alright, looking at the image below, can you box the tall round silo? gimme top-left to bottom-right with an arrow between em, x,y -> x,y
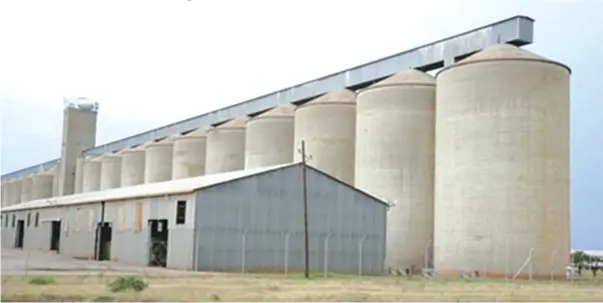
144,141 -> 174,183
433,44 -> 571,279
30,173 -> 54,200
205,116 -> 249,174
355,69 -> 436,271
100,155 -> 122,190
245,104 -> 296,169
20,176 -> 33,202
51,166 -> 60,197
1,182 -> 9,206
74,156 -> 85,194
172,129 -> 208,179
294,89 -> 356,185
10,179 -> 22,205
121,148 -> 146,187
82,157 -> 102,193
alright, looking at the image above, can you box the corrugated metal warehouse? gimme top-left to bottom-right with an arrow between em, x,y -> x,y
1,163 -> 387,275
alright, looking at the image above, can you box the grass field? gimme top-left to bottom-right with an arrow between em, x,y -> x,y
2,272 -> 602,302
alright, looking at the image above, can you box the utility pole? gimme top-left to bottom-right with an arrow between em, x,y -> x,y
299,140 -> 310,279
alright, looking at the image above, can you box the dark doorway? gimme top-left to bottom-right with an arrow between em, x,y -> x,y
50,221 -> 61,252
94,222 -> 112,261
15,220 -> 25,249
148,219 -> 168,267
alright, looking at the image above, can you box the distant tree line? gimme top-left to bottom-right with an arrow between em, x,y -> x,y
571,251 -> 602,264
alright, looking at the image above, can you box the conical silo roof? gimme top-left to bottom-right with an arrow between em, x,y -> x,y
441,43 -> 571,74
370,69 -> 435,88
185,127 -> 210,137
302,89 -> 356,107
260,104 -> 296,117
214,116 -> 249,130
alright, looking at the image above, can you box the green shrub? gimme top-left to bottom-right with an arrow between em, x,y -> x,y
108,276 -> 148,292
28,276 -> 55,285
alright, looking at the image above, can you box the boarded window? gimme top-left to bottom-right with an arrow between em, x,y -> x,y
176,200 -> 186,225
133,203 -> 143,232
75,209 -> 82,232
117,206 -> 125,231
88,209 -> 95,232
34,213 -> 39,228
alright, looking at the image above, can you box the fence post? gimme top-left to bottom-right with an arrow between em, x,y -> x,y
284,231 -> 292,276
424,238 -> 432,270
528,248 -> 534,280
324,233 -> 331,278
549,249 -> 557,282
358,235 -> 367,276
241,228 -> 250,273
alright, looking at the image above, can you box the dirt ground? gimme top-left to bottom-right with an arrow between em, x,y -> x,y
2,248 -> 602,302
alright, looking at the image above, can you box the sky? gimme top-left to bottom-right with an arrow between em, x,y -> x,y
0,0 -> 601,250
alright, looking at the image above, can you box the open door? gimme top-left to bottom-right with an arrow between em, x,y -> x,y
50,220 -> 61,252
94,222 -> 112,261
148,219 -> 168,267
15,220 -> 25,249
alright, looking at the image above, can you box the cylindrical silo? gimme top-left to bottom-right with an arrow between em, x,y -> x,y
100,155 -> 122,190
1,182 -> 8,207
144,141 -> 174,183
121,148 -> 146,187
245,104 -> 295,169
355,69 -> 436,271
434,44 -> 571,279
10,179 -> 22,205
51,166 -> 60,197
74,156 -> 85,194
30,173 -> 54,200
82,157 -> 102,193
20,176 -> 33,203
205,116 -> 249,174
294,90 -> 356,185
172,129 -> 207,179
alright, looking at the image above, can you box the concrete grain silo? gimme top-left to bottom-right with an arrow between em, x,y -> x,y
355,69 -> 436,271
172,129 -> 208,179
30,173 -> 54,200
74,156 -> 85,194
10,179 -> 22,205
82,157 -> 102,193
205,116 -> 249,174
433,44 -> 571,279
1,182 -> 8,207
245,104 -> 296,169
294,89 -> 356,185
100,154 -> 122,190
144,141 -> 174,183
20,176 -> 33,203
121,147 -> 146,187
51,166 -> 60,197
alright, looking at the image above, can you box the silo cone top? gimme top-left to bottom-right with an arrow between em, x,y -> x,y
303,89 -> 356,107
213,116 -> 250,130
255,104 -> 296,119
370,69 -> 435,88
441,43 -> 571,74
184,127 -> 210,137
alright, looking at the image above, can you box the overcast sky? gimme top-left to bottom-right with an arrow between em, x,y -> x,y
0,0 -> 601,250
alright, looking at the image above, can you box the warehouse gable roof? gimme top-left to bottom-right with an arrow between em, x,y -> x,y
0,162 -> 295,212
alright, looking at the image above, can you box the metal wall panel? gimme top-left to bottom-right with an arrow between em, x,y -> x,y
193,165 -> 387,275
1,192 -> 197,270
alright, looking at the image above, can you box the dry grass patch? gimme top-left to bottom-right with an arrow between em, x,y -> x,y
2,272 -> 602,302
